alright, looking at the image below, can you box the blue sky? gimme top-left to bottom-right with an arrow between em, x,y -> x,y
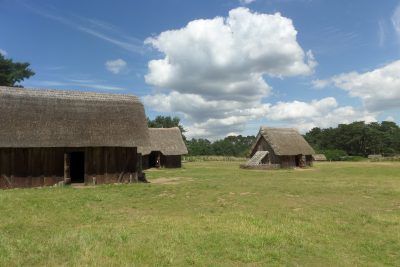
1,0 -> 400,138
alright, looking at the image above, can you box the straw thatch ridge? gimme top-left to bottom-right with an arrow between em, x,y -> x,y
138,127 -> 188,156
252,127 -> 315,156
0,86 -> 150,148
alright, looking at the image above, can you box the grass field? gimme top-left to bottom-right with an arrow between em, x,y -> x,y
1,162 -> 400,266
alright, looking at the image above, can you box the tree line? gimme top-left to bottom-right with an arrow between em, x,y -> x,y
304,121 -> 400,159
185,135 -> 256,157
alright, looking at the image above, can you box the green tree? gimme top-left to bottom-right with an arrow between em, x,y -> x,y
147,115 -> 186,140
186,135 -> 256,157
0,54 -> 35,86
305,121 -> 400,157
186,139 -> 214,155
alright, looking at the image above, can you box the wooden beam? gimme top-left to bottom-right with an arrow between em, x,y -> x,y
64,153 -> 71,184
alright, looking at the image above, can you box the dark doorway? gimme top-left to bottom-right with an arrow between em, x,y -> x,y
149,151 -> 161,168
295,155 -> 301,167
70,152 -> 85,183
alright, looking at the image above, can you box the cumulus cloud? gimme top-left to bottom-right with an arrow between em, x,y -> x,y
0,48 -> 7,56
143,91 -> 272,138
263,97 -> 377,133
144,7 -> 317,138
145,8 -> 315,93
312,60 -> 400,112
105,59 -> 127,74
144,93 -> 377,138
266,97 -> 338,121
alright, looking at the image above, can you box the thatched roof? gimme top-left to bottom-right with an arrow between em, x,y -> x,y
0,86 -> 150,148
313,154 -> 327,161
138,127 -> 188,156
368,154 -> 383,159
252,126 -> 315,156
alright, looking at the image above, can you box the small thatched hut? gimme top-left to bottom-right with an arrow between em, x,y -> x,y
313,154 -> 327,161
246,127 -> 315,168
139,127 -> 188,169
0,86 -> 150,189
368,154 -> 383,160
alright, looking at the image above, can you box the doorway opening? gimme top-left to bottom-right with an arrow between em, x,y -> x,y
295,155 -> 305,167
295,155 -> 300,167
149,151 -> 161,168
70,152 -> 85,183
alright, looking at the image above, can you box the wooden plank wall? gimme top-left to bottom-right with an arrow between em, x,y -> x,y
85,147 -> 138,185
0,148 -> 64,189
161,155 -> 182,168
0,147 -> 138,189
280,156 -> 296,168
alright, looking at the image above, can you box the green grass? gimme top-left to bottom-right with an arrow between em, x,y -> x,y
1,162 -> 400,266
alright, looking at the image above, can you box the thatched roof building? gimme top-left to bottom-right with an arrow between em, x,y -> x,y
0,86 -> 150,189
251,127 -> 315,156
0,86 -> 149,147
313,154 -> 327,161
368,154 -> 383,160
246,127 -> 315,169
139,127 -> 188,168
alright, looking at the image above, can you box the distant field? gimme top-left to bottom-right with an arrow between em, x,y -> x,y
1,162 -> 399,266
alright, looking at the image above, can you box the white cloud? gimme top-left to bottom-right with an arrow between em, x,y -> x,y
385,116 -> 395,122
144,7 -> 316,138
239,0 -> 256,4
0,48 -> 7,56
311,79 -> 330,89
263,98 -> 377,133
144,93 -> 377,138
266,97 -> 338,121
313,60 -> 400,112
145,8 -> 315,94
392,3 -> 400,37
105,59 -> 127,74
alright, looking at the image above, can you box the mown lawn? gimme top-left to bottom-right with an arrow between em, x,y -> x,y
1,161 -> 400,266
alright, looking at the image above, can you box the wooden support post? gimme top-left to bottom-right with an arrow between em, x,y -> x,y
64,153 -> 71,184
137,154 -> 143,177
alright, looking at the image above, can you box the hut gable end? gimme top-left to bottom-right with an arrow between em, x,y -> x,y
138,127 -> 188,156
251,127 -> 315,156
